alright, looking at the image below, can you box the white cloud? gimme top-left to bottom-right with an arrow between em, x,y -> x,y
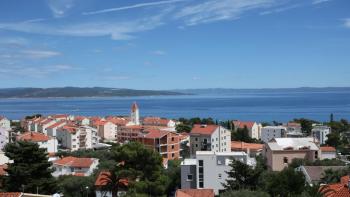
0,13 -> 165,40
83,0 -> 186,15
21,50 -> 61,59
47,0 -> 76,18
174,0 -> 276,26
192,76 -> 200,80
312,0 -> 332,5
151,50 -> 166,55
0,64 -> 75,78
260,3 -> 302,15
344,18 -> 350,28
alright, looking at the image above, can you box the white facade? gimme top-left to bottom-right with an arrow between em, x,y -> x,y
38,138 -> 58,153
181,151 -> 255,195
128,102 -> 140,125
261,126 -> 287,143
97,121 -> 118,141
0,117 -> 11,131
52,157 -> 99,177
312,125 -> 331,145
57,126 -> 99,151
0,128 -> 9,150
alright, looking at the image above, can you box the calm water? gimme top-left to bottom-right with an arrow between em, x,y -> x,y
0,91 -> 349,122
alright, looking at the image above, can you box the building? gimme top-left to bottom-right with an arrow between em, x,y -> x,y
138,129 -> 181,160
232,120 -> 262,139
263,137 -> 320,171
56,125 -> 99,151
46,120 -> 67,137
0,117 -> 11,131
0,128 -> 9,151
297,165 -> 346,186
94,120 -> 118,141
74,116 -> 90,126
175,189 -> 214,197
181,151 -> 255,195
95,171 -> 128,197
143,117 -> 176,128
189,124 -> 231,156
261,126 -> 287,143
321,146 -> 337,159
52,156 -> 99,177
17,132 -> 58,153
128,102 -> 140,126
312,125 -> 331,145
231,141 -> 263,156
321,175 -> 350,197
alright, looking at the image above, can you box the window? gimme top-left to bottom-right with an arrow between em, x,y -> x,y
195,138 -> 198,141
187,174 -> 193,181
216,138 -> 218,141
195,144 -> 198,148
218,173 -> 222,179
172,137 -> 174,141
217,160 -> 222,165
315,151 -> 318,159
172,145 -> 174,149
283,157 -> 288,164
172,153 -> 175,158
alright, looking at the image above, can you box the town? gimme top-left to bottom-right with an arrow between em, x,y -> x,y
0,102 -> 349,197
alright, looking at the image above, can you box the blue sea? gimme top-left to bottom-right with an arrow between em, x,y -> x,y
0,90 -> 349,122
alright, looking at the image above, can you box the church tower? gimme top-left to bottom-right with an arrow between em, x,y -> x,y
130,102 -> 140,125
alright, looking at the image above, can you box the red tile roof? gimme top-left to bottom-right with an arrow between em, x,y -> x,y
321,146 -> 337,152
175,189 -> 214,197
232,120 -> 256,129
231,141 -> 263,151
0,193 -> 22,197
95,171 -> 128,187
191,124 -> 219,135
17,132 -> 50,142
47,120 -> 66,129
143,117 -> 171,126
106,117 -> 129,126
53,156 -> 95,168
322,175 -> 350,197
142,129 -> 170,139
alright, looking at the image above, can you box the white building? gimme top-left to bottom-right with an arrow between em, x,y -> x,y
52,156 -> 99,177
321,146 -> 337,160
56,125 -> 99,151
0,116 -> 11,131
261,126 -> 287,143
189,124 -> 231,155
181,151 -> 255,195
127,102 -> 140,126
17,132 -> 58,153
312,125 -> 331,145
94,120 -> 118,141
46,120 -> 67,137
0,128 -> 9,151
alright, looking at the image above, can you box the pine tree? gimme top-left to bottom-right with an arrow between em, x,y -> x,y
4,141 -> 57,194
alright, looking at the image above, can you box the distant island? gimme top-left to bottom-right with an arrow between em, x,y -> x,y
0,87 -> 186,98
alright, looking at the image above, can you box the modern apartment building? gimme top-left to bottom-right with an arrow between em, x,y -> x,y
189,124 -> 231,156
181,151 -> 255,195
312,125 -> 331,145
56,125 -> 99,151
261,126 -> 287,143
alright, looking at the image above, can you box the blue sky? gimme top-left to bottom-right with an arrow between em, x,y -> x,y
0,0 -> 349,89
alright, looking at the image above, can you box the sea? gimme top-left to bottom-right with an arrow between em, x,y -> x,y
0,89 -> 350,122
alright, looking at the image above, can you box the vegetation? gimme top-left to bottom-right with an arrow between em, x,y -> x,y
231,126 -> 261,143
293,118 -> 319,135
4,141 -> 57,194
57,175 -> 95,197
220,189 -> 270,197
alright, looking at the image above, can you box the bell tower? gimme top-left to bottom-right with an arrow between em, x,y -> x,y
130,102 -> 140,125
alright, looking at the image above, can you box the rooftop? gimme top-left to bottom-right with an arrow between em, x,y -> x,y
231,141 -> 263,151
267,137 -> 319,151
321,146 -> 337,152
53,156 -> 96,168
190,124 -> 219,135
17,132 -> 51,142
175,189 -> 214,197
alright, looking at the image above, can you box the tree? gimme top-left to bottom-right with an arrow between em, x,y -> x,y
57,175 -> 94,197
321,168 -> 349,184
301,184 -> 335,197
175,124 -> 192,133
4,141 -> 57,194
99,167 -> 130,197
223,159 -> 260,190
330,113 -> 334,123
326,132 -> 341,148
105,142 -> 169,196
232,126 -> 255,143
220,189 -> 269,197
294,118 -> 318,135
165,160 -> 181,195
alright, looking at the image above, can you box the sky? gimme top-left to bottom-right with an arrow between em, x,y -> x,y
0,0 -> 349,90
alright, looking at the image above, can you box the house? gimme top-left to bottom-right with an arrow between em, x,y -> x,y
231,141 -> 263,156
52,156 -> 99,177
94,120 -> 118,141
232,120 -> 262,139
95,171 -> 128,197
181,151 -> 255,195
17,132 -> 58,153
189,124 -> 231,156
46,120 -> 67,137
263,137 -> 320,171
0,117 -> 11,131
312,125 -> 331,145
261,126 -> 287,143
175,189 -> 215,197
297,165 -> 346,186
37,118 -> 57,134
321,146 -> 337,159
56,125 -> 99,151
0,128 -> 9,151
143,117 -> 176,128
321,175 -> 350,197
137,128 -> 181,160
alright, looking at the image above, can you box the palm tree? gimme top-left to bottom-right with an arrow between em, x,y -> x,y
305,184 -> 335,197
99,167 -> 130,197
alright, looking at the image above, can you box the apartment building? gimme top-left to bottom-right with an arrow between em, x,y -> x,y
312,125 -> 331,145
0,116 -> 10,131
17,132 -> 58,153
181,151 -> 255,195
261,126 -> 287,143
46,120 -> 67,137
0,128 -> 9,151
94,120 -> 118,141
52,156 -> 99,177
232,120 -> 262,139
56,125 -> 99,151
189,124 -> 231,156
263,137 -> 320,171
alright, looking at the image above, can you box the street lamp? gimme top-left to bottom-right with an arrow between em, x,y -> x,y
85,186 -> 89,197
